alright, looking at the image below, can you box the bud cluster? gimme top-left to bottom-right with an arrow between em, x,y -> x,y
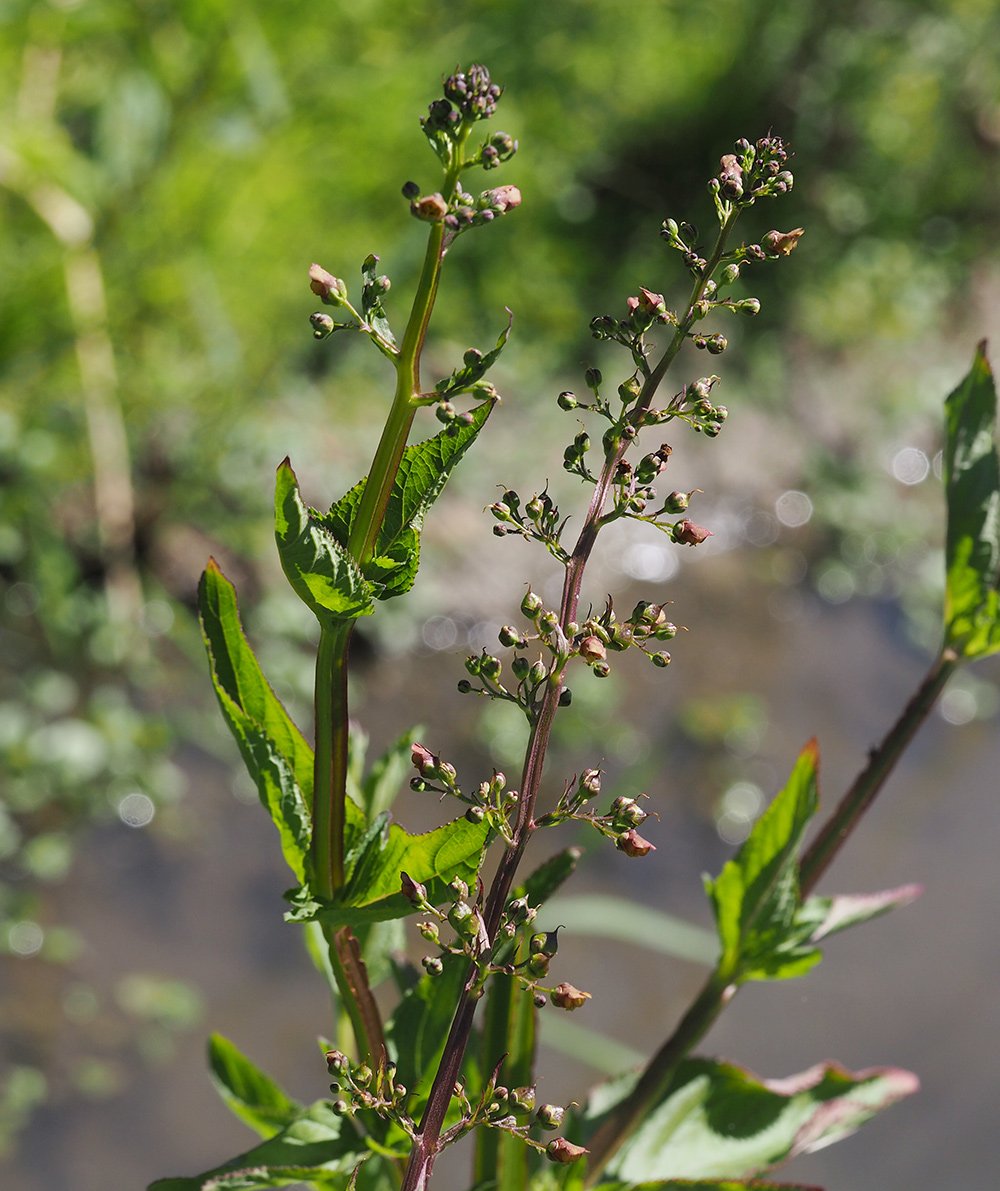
534,766 -> 656,856
489,486 -> 569,562
325,1050 -> 415,1137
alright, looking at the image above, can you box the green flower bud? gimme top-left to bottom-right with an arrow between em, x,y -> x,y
401,180 -> 420,199
436,401 -> 457,423
512,655 -> 531,681
481,654 -> 502,681
498,624 -> 521,648
422,956 -> 444,976
457,679 -> 474,694
528,951 -> 550,978
526,495 -> 544,519
558,687 -> 573,706
465,805 -> 486,824
538,610 -> 559,634
536,1103 -> 565,1130
332,1098 -> 350,1116
585,367 -> 602,389
521,590 -> 543,618
528,660 -> 548,686
591,660 -> 611,678
449,877 -> 469,899
325,1050 -> 349,1075
650,651 -> 672,667
511,1085 -> 536,1114
557,390 -> 578,410
736,297 -> 761,316
720,262 -> 741,285
664,490 -> 689,513
310,312 -> 335,339
463,347 -> 483,366
418,921 -> 440,943
574,431 -> 591,453
354,1064 -> 372,1087
706,334 -> 728,355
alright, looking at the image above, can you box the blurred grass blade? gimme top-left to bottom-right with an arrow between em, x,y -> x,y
545,895 -> 716,966
943,340 -> 1000,659
542,1014 -> 644,1076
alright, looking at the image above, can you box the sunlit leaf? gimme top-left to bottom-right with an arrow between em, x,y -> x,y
207,1033 -> 301,1140
704,742 -> 820,983
147,1100 -> 367,1190
574,1058 -> 917,1182
799,883 -> 922,943
275,460 -> 376,621
323,400 -> 494,600
943,341 -> 1000,659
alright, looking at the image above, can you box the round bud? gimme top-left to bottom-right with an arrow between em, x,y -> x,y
720,262 -> 740,285
463,347 -> 483,366
465,805 -> 486,824
584,367 -> 602,389
526,495 -> 544,519
401,180 -> 420,199
310,312 -> 335,339
664,490 -> 689,513
536,1103 -> 565,1130
512,655 -> 530,681
538,610 -> 559,634
481,655 -> 502,681
521,590 -> 543,618
651,651 -> 671,668
418,921 -> 440,942
422,956 -> 444,976
332,1099 -> 350,1116
498,625 -> 521,648
529,660 -> 548,686
557,390 -> 578,410
558,687 -> 572,706
457,679 -> 473,694
591,661 -> 611,679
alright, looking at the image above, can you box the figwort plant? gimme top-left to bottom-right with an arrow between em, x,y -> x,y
153,66 -> 1000,1191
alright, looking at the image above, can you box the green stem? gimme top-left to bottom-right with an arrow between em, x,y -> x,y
313,621 -> 352,898
799,645 -> 959,894
581,645 -> 959,1184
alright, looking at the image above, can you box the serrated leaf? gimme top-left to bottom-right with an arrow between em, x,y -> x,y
704,741 -> 820,983
361,253 -> 396,349
285,813 -> 489,930
434,309 -> 513,398
198,561 -> 313,882
148,1100 -> 367,1190
574,1058 -> 917,1183
207,1033 -> 302,1140
275,460 -> 377,622
943,341 -> 1000,659
799,883 -> 922,943
322,401 -> 494,601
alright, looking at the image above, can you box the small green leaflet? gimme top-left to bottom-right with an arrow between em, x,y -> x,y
322,400 -> 494,601
943,341 -> 1000,659
147,1100 -> 367,1190
207,1033 -> 302,1139
575,1057 -> 917,1183
434,309 -> 513,399
361,253 -> 396,353
198,560 -> 316,882
704,741 -> 820,983
285,812 -> 489,930
275,460 -> 377,623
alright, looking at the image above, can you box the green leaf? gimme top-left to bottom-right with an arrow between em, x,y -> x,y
575,1058 -> 917,1183
361,253 -> 396,351
285,813 -> 489,930
323,401 -> 494,601
944,341 -> 1000,659
593,1182 -> 823,1190
360,725 -> 422,821
386,952 -> 469,1104
545,895 -> 716,966
517,846 -> 582,906
541,1015 -> 644,1076
704,741 -> 820,983
148,1100 -> 367,1190
434,309 -> 513,398
207,1033 -> 302,1140
798,883 -> 922,944
275,459 -> 376,622
198,561 -> 312,882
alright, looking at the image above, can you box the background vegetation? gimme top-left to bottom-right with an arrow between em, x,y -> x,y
2,1 -> 999,1187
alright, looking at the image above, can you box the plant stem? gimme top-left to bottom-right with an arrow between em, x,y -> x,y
799,645 -> 959,894
579,644 -> 960,1184
399,208 -> 744,1191
310,135 -> 470,1066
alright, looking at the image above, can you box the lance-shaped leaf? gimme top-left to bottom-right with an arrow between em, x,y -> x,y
704,741 -> 820,983
198,561 -> 313,882
322,400 -> 494,600
285,812 -> 489,930
147,1100 -> 368,1190
434,308 -> 513,398
275,460 -> 377,621
943,341 -> 1000,659
798,883 -> 922,944
386,952 -> 469,1109
207,1033 -> 302,1141
573,1058 -> 917,1183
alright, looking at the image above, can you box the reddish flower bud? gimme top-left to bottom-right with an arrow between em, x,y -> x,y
551,981 -> 592,1010
309,264 -> 347,305
578,635 -> 607,664
483,184 -> 522,213
400,871 -> 427,905
411,743 -> 436,775
617,827 -> 656,857
411,193 -> 449,222
762,227 -> 805,257
546,1137 -> 588,1164
675,519 -> 713,546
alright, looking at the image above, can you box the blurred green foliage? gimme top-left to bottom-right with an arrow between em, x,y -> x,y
2,0 -> 999,1157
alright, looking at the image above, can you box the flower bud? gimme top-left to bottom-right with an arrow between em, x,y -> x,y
457,679 -> 473,693
512,655 -> 530,681
538,610 -> 559,634
418,921 -> 440,943
401,180 -> 420,199
762,227 -> 805,257
482,184 -> 522,214
449,900 -> 477,937
465,805 -> 486,824
616,828 -> 656,857
521,590 -> 543,618
528,951 -> 550,977
411,742 -> 437,775
411,193 -> 449,222
511,1085 -> 536,1114
422,955 -> 444,976
533,992 -> 547,1007
558,687 -> 573,707
651,651 -> 671,667
674,519 -> 713,546
449,878 -> 469,900
591,660 -> 611,678
578,635 -> 607,664
584,367 -> 602,389
736,297 -> 761,316
400,871 -> 428,906
309,264 -> 348,305
720,262 -> 741,285
528,660 -> 548,686
354,1064 -> 372,1087
536,1103 -> 565,1130
309,312 -> 335,339
551,981 -> 591,1010
498,625 -> 521,648
530,927 -> 562,957
325,1050 -> 349,1075
610,795 -> 647,827
664,490 -> 689,513
332,1098 -> 351,1116
706,334 -> 728,355
545,1138 -> 588,1166
481,654 -> 502,681
557,390 -> 578,410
